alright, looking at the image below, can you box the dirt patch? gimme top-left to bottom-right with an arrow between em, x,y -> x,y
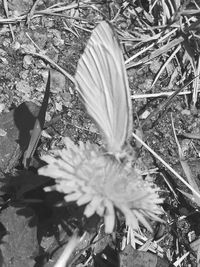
0,1 -> 200,267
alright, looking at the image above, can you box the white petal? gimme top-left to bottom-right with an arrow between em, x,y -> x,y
55,185 -> 76,194
84,196 -> 102,217
44,186 -> 53,192
120,205 -> 139,230
58,180 -> 77,188
64,192 -> 82,202
77,194 -> 93,205
40,155 -> 57,164
96,203 -> 105,216
39,165 -> 68,179
133,210 -> 152,232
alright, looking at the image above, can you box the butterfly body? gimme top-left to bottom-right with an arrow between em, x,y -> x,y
75,21 -> 133,158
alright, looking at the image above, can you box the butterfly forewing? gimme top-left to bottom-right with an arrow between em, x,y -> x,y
75,21 -> 132,154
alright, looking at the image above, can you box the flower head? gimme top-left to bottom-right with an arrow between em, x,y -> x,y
38,137 -> 163,233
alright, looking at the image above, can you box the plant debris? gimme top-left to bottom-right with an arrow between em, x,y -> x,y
1,1 -> 200,266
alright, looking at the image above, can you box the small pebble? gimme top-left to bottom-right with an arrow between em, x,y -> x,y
42,130 -> 52,139
50,70 -> 66,93
0,49 -> 7,56
8,0 -> 33,14
140,110 -> 150,119
11,41 -> 20,50
23,55 -> 33,69
16,80 -> 32,95
3,38 -> 11,47
181,109 -> 191,116
55,102 -> 63,112
0,57 -> 8,64
0,129 -> 7,136
19,70 -> 29,80
0,103 -> 5,113
20,44 -> 36,54
61,91 -> 72,107
45,112 -> 51,122
89,124 -> 98,133
36,83 -> 45,92
150,59 -> 162,74
119,22 -> 128,30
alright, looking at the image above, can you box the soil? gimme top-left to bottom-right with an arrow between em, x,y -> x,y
0,0 -> 200,266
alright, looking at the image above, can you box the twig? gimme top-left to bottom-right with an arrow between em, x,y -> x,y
26,32 -> 41,51
26,0 -> 41,26
0,2 -> 85,24
181,133 -> 200,140
151,44 -> 181,88
24,32 -> 77,91
63,21 -> 80,38
73,23 -> 92,32
131,90 -> 195,99
26,51 -> 77,87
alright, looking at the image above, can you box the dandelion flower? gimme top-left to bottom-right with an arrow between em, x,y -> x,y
38,137 -> 163,233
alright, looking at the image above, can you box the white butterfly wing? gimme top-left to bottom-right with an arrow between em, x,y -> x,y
75,21 -> 132,154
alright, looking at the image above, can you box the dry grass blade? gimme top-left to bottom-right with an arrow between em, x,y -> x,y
159,171 -> 179,202
22,70 -> 51,169
63,21 -> 80,38
125,43 -> 155,66
182,132 -> 200,140
161,0 -> 172,23
151,44 -> 181,87
173,251 -> 190,267
171,114 -> 200,206
181,9 -> 200,15
149,0 -> 159,13
126,36 -> 184,68
141,79 -> 194,128
182,36 -> 196,70
132,132 -> 200,200
158,28 -> 178,44
3,0 -> 15,40
0,2 -> 84,24
193,55 -> 200,108
36,2 -> 81,13
26,51 -> 77,87
191,237 -> 200,267
172,120 -> 198,178
125,227 -> 163,256
26,0 -> 41,25
54,233 -> 80,267
131,90 -> 195,99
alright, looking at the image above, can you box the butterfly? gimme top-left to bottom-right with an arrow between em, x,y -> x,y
75,21 -> 133,158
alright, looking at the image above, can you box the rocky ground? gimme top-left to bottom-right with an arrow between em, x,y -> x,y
0,0 -> 200,266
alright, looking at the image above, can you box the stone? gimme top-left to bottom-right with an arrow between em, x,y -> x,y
8,0 -> 34,15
